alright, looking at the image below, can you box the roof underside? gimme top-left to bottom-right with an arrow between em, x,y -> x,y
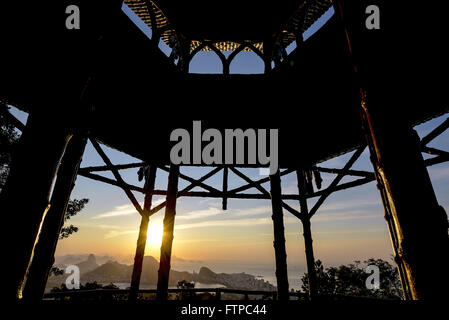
1,1 -> 447,167
124,0 -> 333,52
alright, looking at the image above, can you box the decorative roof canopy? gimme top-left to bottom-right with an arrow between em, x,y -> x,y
124,0 -> 333,52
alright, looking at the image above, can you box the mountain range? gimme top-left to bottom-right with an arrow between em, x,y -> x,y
47,254 -> 275,292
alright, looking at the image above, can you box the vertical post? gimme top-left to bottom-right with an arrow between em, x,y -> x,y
0,112 -> 71,300
362,97 -> 449,299
216,288 -> 221,300
223,60 -> 230,75
129,166 -> 157,302
222,166 -> 228,210
178,37 -> 191,74
156,165 -> 180,300
334,0 -> 449,299
269,170 -> 289,300
296,169 -> 318,300
263,38 -> 273,73
22,134 -> 87,300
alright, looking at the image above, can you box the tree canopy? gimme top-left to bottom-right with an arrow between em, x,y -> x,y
301,258 -> 403,299
0,102 -> 20,190
60,198 -> 89,239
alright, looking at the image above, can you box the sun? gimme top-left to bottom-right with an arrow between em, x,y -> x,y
146,222 -> 163,249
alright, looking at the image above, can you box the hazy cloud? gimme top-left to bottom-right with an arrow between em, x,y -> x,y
175,217 -> 272,230
177,207 -> 223,220
104,229 -> 137,239
91,199 -> 165,220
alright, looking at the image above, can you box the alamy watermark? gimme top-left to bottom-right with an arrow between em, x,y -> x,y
65,265 -> 80,289
64,4 -> 379,31
365,264 -> 380,290
365,5 -> 380,30
65,5 -> 80,30
170,121 -> 279,175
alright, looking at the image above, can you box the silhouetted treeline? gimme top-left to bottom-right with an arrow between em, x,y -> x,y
301,258 -> 402,299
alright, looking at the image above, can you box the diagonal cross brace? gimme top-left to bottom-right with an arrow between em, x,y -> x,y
159,165 -> 222,194
309,145 -> 366,217
228,168 -> 296,195
230,167 -> 303,220
90,138 -> 144,215
420,117 -> 448,147
149,166 -> 223,216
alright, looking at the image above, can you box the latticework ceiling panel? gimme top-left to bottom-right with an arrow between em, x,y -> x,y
124,0 -> 333,53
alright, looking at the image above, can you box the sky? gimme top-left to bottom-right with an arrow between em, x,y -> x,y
6,4 -> 449,289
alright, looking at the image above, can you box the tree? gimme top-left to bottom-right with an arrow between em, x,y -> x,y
2,103 -> 91,281
177,280 -> 196,300
49,198 -> 89,276
301,258 -> 402,299
1,103 -> 88,238
301,260 -> 336,295
59,198 -> 89,239
0,102 -> 20,191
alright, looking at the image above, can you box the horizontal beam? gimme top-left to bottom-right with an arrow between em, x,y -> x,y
78,171 -> 144,193
44,287 -> 305,297
315,166 -> 374,179
79,172 -> 375,201
79,162 -> 145,173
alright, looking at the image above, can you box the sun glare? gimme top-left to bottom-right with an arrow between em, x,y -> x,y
147,223 -> 164,248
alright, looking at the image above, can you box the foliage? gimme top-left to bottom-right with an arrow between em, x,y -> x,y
0,102 -> 20,190
59,198 -> 89,239
177,280 -> 195,289
177,280 -> 196,300
301,258 -> 403,300
0,103 -> 88,239
51,281 -> 119,293
49,266 -> 65,276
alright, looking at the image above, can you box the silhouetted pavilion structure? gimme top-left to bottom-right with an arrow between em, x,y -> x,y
0,0 -> 448,301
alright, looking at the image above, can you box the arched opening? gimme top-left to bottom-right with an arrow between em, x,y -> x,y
229,50 -> 264,74
189,50 -> 223,74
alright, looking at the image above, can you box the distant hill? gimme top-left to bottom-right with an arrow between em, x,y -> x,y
55,253 -> 118,266
76,254 -> 98,274
82,256 -> 197,287
82,260 -> 131,283
48,254 -> 275,291
197,267 -> 275,291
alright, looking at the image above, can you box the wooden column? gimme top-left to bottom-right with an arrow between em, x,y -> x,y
263,39 -> 273,73
362,98 -> 449,300
22,134 -> 87,300
179,38 -> 191,74
269,170 -> 289,300
296,169 -> 318,300
222,166 -> 228,210
129,166 -> 157,302
156,165 -> 179,300
334,0 -> 449,299
0,112 -> 71,300
223,60 -> 230,75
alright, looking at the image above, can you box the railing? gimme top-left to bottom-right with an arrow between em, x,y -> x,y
44,288 -> 306,301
